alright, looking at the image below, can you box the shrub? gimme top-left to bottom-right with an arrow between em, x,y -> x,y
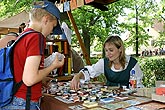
137,56 -> 165,87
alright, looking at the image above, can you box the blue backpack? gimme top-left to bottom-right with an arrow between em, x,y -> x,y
0,30 -> 37,109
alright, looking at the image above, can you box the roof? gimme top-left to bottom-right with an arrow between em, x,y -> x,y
0,11 -> 29,35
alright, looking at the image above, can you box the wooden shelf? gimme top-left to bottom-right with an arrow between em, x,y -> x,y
45,39 -> 72,81
47,75 -> 73,82
46,39 -> 68,43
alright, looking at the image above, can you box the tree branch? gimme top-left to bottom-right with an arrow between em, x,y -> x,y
89,16 -> 101,26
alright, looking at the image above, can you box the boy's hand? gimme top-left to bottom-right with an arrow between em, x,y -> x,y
52,52 -> 65,68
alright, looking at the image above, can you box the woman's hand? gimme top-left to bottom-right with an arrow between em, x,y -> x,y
70,74 -> 81,91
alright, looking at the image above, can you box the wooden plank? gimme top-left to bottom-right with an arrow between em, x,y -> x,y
67,11 -> 91,65
85,0 -> 118,5
94,0 -> 118,5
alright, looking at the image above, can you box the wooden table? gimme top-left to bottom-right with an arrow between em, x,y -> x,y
40,95 -> 165,110
40,95 -> 82,110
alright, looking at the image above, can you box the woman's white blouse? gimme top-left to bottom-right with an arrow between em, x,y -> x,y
79,55 -> 144,88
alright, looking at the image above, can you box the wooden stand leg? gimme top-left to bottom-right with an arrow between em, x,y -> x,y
67,11 -> 91,65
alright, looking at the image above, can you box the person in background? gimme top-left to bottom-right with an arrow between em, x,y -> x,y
0,22 -> 26,49
1,1 -> 64,110
0,32 -> 19,49
70,35 -> 144,90
71,48 -> 85,73
19,23 -> 26,33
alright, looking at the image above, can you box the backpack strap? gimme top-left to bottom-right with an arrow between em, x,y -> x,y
11,30 -> 36,47
2,31 -> 35,73
26,87 -> 31,110
14,81 -> 31,110
13,81 -> 23,94
2,48 -> 7,73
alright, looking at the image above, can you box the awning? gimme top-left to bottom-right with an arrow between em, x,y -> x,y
0,11 -> 29,35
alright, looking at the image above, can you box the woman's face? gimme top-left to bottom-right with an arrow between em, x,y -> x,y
104,42 -> 121,62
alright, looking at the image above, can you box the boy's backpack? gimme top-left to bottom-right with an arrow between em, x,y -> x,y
0,30 -> 38,110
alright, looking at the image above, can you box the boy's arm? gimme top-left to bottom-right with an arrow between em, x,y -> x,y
23,53 -> 64,86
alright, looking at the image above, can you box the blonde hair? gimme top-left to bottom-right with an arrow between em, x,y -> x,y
103,36 -> 126,69
29,1 -> 57,22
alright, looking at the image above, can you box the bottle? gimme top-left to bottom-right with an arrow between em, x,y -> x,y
130,69 -> 137,89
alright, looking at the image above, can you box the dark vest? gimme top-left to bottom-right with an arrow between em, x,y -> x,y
104,57 -> 137,87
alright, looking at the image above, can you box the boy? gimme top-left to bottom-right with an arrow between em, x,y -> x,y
1,1 -> 64,110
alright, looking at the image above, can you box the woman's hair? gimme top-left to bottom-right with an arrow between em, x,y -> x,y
103,35 -> 126,69
29,1 -> 56,22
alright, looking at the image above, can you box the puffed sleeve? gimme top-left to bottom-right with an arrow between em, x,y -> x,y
79,59 -> 104,83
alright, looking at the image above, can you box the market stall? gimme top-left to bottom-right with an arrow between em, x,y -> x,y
41,1 -> 165,109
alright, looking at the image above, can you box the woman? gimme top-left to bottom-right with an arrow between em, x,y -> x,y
70,35 -> 143,90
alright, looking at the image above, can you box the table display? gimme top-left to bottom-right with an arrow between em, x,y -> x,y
42,81 -> 129,103
41,81 -> 165,110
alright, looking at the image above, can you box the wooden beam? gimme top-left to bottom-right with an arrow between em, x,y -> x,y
67,11 -> 91,65
0,28 -> 19,35
92,0 -> 118,5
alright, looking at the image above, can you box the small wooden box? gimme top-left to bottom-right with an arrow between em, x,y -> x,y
155,81 -> 165,87
152,93 -> 165,103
